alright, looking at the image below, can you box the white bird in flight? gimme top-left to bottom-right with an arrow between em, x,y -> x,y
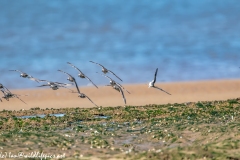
149,68 -> 171,95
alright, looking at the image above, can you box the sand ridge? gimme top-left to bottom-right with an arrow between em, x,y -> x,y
1,79 -> 240,110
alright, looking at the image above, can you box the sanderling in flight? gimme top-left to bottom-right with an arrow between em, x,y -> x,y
0,83 -> 11,92
1,89 -> 27,104
90,61 -> 122,81
58,70 -> 81,93
70,78 -> 98,107
38,80 -> 73,91
9,70 -> 40,83
149,68 -> 171,95
112,84 -> 126,104
67,62 -> 98,88
97,72 -> 130,94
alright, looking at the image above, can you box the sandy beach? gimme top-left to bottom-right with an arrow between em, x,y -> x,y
1,79 -> 240,110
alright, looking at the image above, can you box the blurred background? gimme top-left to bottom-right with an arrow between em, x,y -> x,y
0,0 -> 240,89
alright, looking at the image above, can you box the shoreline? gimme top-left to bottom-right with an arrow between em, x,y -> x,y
1,79 -> 240,111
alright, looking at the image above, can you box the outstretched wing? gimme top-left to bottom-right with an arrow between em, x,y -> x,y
107,70 -> 122,81
153,86 -> 171,95
38,79 -> 48,82
59,70 -> 80,94
9,70 -> 24,74
84,75 -> 98,88
97,72 -> 112,81
73,79 -> 81,94
13,94 -> 27,104
37,84 -> 50,87
116,82 -> 130,94
67,62 -> 84,74
85,95 -> 98,107
2,86 -> 11,93
54,82 -> 73,87
153,68 -> 158,84
58,70 -> 74,79
1,90 -> 9,101
89,61 -> 105,68
116,85 -> 126,104
27,75 -> 40,83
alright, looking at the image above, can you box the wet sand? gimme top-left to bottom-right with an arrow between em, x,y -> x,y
1,79 -> 240,110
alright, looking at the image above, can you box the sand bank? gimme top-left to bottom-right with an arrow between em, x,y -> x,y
1,79 -> 240,110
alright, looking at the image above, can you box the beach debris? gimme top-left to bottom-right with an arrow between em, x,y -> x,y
148,68 -> 171,95
67,62 -> 98,88
9,70 -> 40,83
89,61 -> 122,81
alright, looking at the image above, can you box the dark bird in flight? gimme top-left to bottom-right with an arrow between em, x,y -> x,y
58,70 -> 80,93
1,89 -> 27,104
67,62 -> 98,88
9,70 -> 40,83
97,72 -> 130,94
38,79 -> 73,91
90,61 -> 122,81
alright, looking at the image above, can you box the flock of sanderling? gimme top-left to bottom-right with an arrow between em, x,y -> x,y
0,61 -> 171,106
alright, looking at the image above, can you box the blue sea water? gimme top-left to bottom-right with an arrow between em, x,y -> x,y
0,0 -> 240,89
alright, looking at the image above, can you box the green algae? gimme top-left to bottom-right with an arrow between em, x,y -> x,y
0,98 -> 240,159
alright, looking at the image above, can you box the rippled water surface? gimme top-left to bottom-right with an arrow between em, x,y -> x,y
0,0 -> 240,89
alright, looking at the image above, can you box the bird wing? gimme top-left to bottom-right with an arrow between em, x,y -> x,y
2,86 -> 11,93
1,90 -> 9,100
58,70 -> 80,94
54,82 -> 73,86
117,85 -> 126,104
9,70 -> 23,74
38,79 -> 49,83
89,61 -> 105,68
97,72 -> 113,82
13,94 -> 27,104
1,90 -> 6,96
37,84 -> 50,87
67,62 -> 84,74
85,95 -> 98,107
27,75 -> 40,83
153,68 -> 158,84
116,82 -> 131,94
153,86 -> 171,95
73,79 -> 81,94
107,70 -> 122,81
58,70 -> 74,79
84,75 -> 98,88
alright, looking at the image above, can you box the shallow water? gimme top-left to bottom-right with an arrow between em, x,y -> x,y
19,113 -> 65,119
0,0 -> 240,89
